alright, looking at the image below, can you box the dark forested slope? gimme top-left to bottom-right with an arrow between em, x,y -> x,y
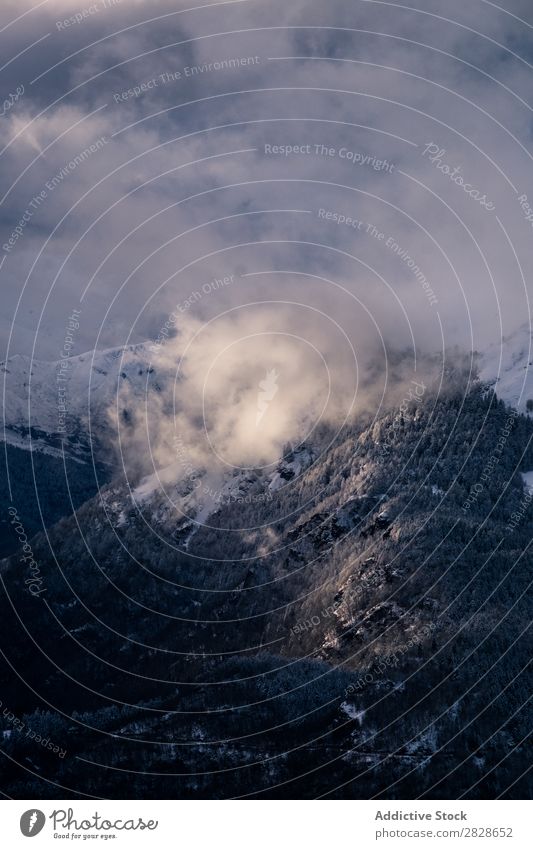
0,381 -> 531,798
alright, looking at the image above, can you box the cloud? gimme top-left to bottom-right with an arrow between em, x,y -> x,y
112,305 -> 354,473
0,0 -> 531,442
109,302 -> 447,490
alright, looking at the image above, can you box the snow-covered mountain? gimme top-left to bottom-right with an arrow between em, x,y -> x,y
3,323 -> 532,465
479,323 -> 533,412
1,377 -> 531,799
125,443 -> 316,550
0,342 -> 165,460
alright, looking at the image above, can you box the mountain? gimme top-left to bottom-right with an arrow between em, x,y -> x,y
0,342 -> 164,461
2,326 -> 531,459
1,376 -> 531,799
479,323 -> 533,413
0,343 -> 165,556
0,442 -> 107,559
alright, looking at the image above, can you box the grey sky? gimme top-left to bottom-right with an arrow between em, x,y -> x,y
0,0 -> 532,368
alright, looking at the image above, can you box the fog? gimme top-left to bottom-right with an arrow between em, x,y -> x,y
1,0 -> 532,469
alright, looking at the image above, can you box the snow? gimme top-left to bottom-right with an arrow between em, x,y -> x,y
405,725 -> 438,755
1,342 -> 165,448
521,471 -> 533,494
133,462 -> 185,504
1,344 -> 316,534
5,324 -> 533,465
1,426 -> 87,463
131,462 -> 267,545
268,446 -> 314,492
341,702 -> 365,725
131,446 -> 315,540
479,323 -> 533,411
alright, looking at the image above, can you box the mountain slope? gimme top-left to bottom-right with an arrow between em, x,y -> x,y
1,342 -> 166,459
0,381 -> 531,798
479,323 -> 533,412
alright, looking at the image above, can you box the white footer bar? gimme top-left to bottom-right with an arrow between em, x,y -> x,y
2,799 -> 531,848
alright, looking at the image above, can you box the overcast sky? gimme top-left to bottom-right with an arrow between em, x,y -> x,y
1,0 -> 532,368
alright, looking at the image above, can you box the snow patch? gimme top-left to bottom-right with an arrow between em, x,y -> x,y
479,324 -> 533,411
521,471 -> 533,494
268,446 -> 314,492
341,702 -> 365,725
1,342 -> 165,451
